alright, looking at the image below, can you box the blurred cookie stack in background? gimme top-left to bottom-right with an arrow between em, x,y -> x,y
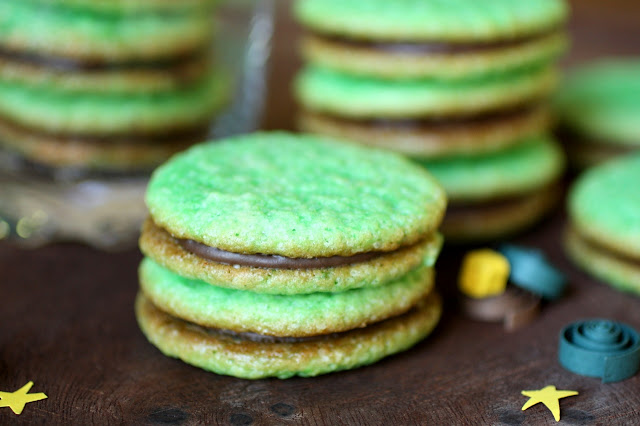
295,0 -> 569,242
0,0 -> 225,172
0,0 -> 275,249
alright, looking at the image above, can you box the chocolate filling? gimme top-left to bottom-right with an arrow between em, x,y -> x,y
179,304 -> 422,343
307,103 -> 539,130
178,238 -> 386,269
0,115 -> 211,145
0,47 -> 210,72
312,28 -> 557,55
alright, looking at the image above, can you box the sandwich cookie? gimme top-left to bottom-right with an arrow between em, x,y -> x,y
566,154 -> 640,294
295,0 -> 568,80
555,59 -> 640,169
294,0 -> 568,240
297,66 -> 556,158
0,0 -> 216,63
0,0 -> 225,171
418,136 -> 565,241
136,132 -> 447,378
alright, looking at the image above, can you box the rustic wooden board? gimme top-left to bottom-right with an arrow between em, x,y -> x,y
2,0 -> 640,424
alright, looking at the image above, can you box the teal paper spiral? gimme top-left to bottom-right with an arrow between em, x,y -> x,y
559,319 -> 640,383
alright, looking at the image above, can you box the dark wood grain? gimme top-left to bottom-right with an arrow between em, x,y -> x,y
2,1 -> 640,424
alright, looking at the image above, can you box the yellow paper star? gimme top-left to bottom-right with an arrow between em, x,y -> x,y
521,385 -> 578,422
0,381 -> 48,415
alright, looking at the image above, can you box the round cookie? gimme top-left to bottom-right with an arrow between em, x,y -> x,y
146,132 -> 447,258
565,228 -> 640,295
0,53 -> 214,94
418,136 -> 564,201
294,0 -> 568,42
0,119 -> 205,170
299,106 -> 550,158
299,29 -> 567,80
0,1 -> 216,62
295,65 -> 557,119
555,59 -> 640,168
568,153 -> 640,265
139,257 -> 435,337
32,0 -> 216,13
135,291 -> 442,379
419,136 -> 565,241
138,132 -> 446,377
0,71 -> 227,135
140,218 -> 443,294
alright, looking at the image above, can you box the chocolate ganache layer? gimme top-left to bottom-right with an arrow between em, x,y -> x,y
0,47 -> 211,72
178,238 -> 388,269
307,103 -> 541,130
310,29 -> 558,55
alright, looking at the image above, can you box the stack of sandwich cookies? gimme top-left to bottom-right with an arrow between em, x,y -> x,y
295,0 -> 568,241
136,132 -> 447,379
555,59 -> 640,169
0,0 -> 226,171
566,154 -> 640,295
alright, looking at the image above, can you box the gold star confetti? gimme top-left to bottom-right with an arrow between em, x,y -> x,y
0,381 -> 48,415
521,385 -> 578,422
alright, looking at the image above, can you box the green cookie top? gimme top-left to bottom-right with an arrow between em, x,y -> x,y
146,132 -> 447,258
419,137 -> 565,201
29,0 -> 215,13
556,59 -> 640,145
0,0 -> 215,62
0,71 -> 227,134
140,257 -> 435,337
295,65 -> 557,118
295,0 -> 568,42
569,153 -> 640,258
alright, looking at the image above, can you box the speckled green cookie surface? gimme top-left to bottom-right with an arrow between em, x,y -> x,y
146,132 -> 447,258
568,153 -> 640,258
0,0 -> 215,61
565,228 -> 640,295
556,59 -> 640,145
295,65 -> 557,118
140,219 -> 443,295
418,136 -> 565,201
0,72 -> 227,135
294,0 -> 567,42
139,257 -> 435,337
135,291 -> 442,379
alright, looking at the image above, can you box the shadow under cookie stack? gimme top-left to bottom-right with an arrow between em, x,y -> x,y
295,0 -> 570,242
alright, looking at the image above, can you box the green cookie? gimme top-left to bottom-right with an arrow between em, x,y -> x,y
418,136 -> 565,202
0,0 -> 215,62
29,0 -> 216,13
568,153 -> 640,261
295,65 -> 557,119
0,71 -> 227,135
139,257 -> 435,337
565,227 -> 640,295
294,0 -> 567,42
140,218 -> 443,295
556,59 -> 640,146
135,291 -> 442,379
146,132 -> 447,258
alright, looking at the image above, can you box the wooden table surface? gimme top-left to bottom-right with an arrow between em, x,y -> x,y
2,1 -> 639,424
